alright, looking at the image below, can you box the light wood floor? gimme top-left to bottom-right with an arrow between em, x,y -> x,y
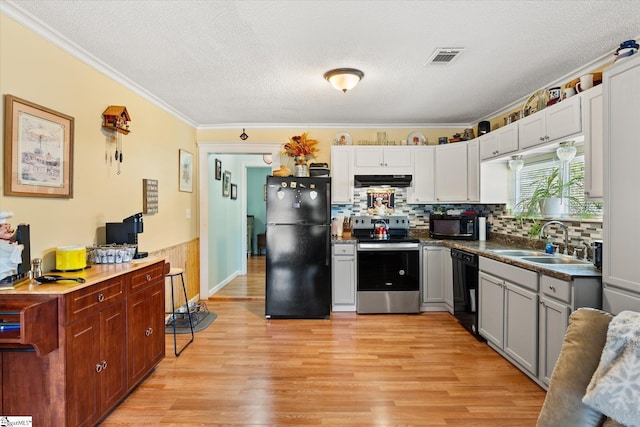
101,255 -> 546,426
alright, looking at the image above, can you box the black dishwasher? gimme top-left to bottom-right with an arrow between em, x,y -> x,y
451,248 -> 483,340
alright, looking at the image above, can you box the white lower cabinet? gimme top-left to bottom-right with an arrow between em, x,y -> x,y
479,256 -> 602,389
442,248 -> 453,314
478,258 -> 539,377
331,243 -> 356,311
538,295 -> 570,386
479,272 -> 538,375
421,246 -> 449,311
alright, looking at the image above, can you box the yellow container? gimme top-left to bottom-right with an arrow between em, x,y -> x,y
56,246 -> 87,271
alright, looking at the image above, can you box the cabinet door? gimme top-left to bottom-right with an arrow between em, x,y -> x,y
127,290 -> 149,387
504,282 -> 538,375
330,147 -> 353,204
518,113 -> 546,150
147,282 -> 166,367
546,94 -> 581,141
478,272 -> 504,347
604,55 -> 640,295
538,296 -> 570,386
408,146 -> 434,203
442,248 -> 453,313
479,132 -> 498,160
66,314 -> 101,427
467,139 -> 480,202
422,247 -> 444,303
583,85 -> 604,199
332,252 -> 356,309
497,124 -> 519,155
383,147 -> 413,168
354,147 -> 384,169
435,142 -> 468,202
100,301 -> 127,413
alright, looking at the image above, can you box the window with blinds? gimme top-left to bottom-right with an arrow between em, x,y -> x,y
514,154 -> 603,218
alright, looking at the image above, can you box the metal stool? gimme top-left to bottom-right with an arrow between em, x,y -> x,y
166,267 -> 194,356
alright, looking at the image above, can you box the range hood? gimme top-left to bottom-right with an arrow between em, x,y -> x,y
354,174 -> 412,187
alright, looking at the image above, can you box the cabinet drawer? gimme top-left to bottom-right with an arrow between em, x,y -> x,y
479,257 -> 538,291
129,263 -> 165,294
64,277 -> 125,324
333,244 -> 355,256
541,275 -> 571,303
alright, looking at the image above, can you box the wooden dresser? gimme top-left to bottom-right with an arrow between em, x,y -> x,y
0,258 -> 166,426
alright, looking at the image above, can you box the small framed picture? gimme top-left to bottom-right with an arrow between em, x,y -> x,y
231,184 -> 237,200
222,170 -> 231,197
215,159 -> 222,180
178,149 -> 193,193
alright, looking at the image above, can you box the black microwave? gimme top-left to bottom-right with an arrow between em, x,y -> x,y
429,214 -> 478,240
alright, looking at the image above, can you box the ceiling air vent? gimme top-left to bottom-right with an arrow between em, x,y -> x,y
425,48 -> 464,65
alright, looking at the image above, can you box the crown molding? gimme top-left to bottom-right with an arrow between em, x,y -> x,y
1,1 -> 197,128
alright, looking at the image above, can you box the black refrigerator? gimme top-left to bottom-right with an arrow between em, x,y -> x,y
265,176 -> 331,319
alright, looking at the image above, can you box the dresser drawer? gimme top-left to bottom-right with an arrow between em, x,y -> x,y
64,277 -> 125,324
129,262 -> 165,294
541,275 -> 571,303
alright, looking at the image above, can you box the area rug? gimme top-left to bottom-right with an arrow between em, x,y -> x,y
165,304 -> 217,334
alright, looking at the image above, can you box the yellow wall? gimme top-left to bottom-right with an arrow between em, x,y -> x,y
0,14 -> 198,270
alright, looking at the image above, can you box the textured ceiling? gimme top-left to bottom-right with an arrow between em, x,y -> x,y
3,0 -> 640,128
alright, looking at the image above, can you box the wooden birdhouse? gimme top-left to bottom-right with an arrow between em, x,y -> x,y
102,105 -> 131,134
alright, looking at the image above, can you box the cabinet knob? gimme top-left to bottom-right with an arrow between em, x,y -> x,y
146,274 -> 152,281
97,293 -> 105,303
549,285 -> 556,291
102,360 -> 108,370
95,363 -> 103,373
145,328 -> 151,336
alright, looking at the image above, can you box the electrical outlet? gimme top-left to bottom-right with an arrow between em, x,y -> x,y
186,208 -> 191,219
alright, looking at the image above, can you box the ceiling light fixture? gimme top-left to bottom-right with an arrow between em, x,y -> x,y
323,68 -> 364,93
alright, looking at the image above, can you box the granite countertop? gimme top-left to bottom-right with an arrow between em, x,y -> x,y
436,239 -> 601,281
332,231 -> 601,281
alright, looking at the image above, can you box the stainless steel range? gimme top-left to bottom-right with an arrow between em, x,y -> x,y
352,215 -> 420,314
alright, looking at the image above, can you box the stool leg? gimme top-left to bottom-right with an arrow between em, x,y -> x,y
178,272 -> 194,354
170,276 -> 179,356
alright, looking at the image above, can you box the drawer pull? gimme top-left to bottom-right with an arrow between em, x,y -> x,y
97,293 -> 105,303
549,286 -> 556,291
146,274 -> 152,282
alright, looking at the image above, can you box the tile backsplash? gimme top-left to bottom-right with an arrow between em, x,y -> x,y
331,187 -> 603,250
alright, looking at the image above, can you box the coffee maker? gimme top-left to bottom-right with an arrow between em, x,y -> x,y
106,212 -> 148,258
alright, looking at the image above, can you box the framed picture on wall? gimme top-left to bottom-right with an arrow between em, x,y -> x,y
231,184 -> 237,200
4,94 -> 75,198
222,170 -> 231,197
178,149 -> 193,192
215,159 -> 222,180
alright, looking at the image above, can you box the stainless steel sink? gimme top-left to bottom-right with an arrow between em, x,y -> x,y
491,249 -> 548,257
519,256 -> 592,266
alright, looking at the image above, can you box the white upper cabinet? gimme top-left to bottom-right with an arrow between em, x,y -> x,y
519,94 -> 581,150
582,85 -> 603,199
479,124 -> 518,160
330,146 -> 354,204
467,138 -> 480,202
407,146 -> 435,204
435,142 -> 469,202
353,146 -> 413,175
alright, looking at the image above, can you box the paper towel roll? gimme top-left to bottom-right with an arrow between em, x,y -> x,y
479,217 -> 486,241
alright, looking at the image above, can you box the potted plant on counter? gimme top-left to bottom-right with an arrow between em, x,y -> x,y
515,167 -> 582,236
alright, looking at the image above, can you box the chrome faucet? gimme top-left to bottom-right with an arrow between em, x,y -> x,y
540,221 -> 569,255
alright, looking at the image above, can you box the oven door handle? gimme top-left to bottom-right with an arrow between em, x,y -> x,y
357,242 -> 420,251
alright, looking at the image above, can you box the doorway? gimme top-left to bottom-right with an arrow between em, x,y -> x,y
197,143 -> 281,300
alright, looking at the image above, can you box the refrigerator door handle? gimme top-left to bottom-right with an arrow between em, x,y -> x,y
325,233 -> 331,266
